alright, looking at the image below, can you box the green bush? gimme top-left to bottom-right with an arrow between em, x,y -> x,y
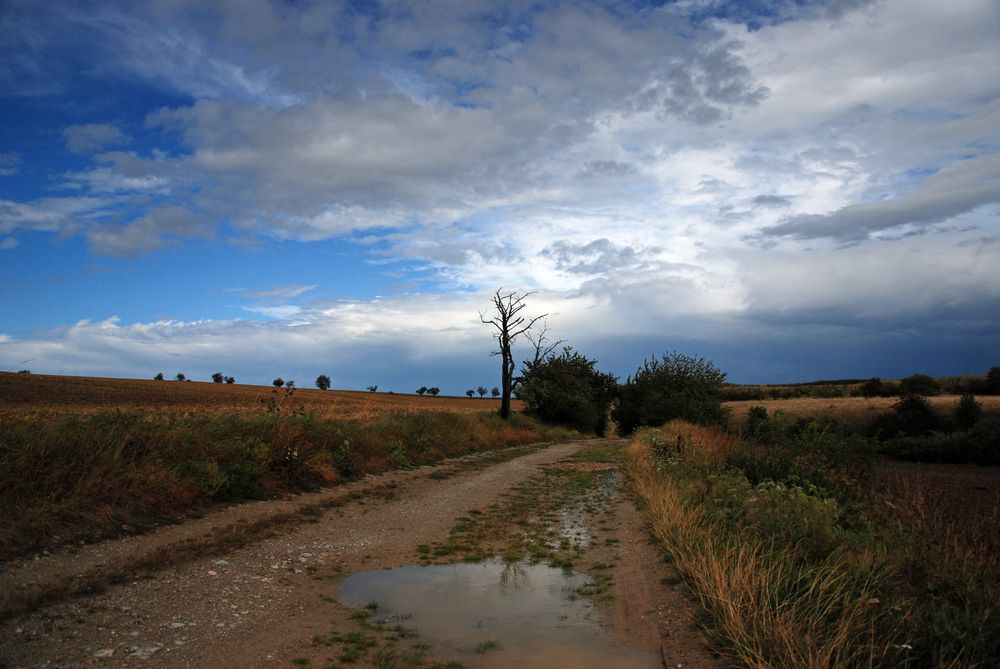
881,415 -> 1000,465
518,348 -> 617,435
899,373 -> 940,396
613,352 -> 727,434
953,393 -> 983,430
869,394 -> 939,439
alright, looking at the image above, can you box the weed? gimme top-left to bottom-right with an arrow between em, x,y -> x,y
473,640 -> 501,654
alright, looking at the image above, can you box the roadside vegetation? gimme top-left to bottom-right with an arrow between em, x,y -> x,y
626,409 -> 1000,667
0,393 -> 576,561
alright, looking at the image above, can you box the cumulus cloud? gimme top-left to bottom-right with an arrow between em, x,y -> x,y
1,0 -> 998,384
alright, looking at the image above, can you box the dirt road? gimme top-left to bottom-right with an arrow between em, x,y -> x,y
0,440 -> 719,668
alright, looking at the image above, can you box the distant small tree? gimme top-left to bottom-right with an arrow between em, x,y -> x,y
428,387 -> 440,396
899,373 -> 940,396
367,385 -> 378,393
225,376 -> 236,384
987,366 -> 1000,394
860,377 -> 884,398
466,389 -> 475,398
477,386 -> 487,398
175,372 -> 186,382
154,372 -> 164,381
285,380 -> 295,388
212,372 -> 224,383
316,374 -> 331,390
273,377 -> 284,388
954,393 -> 984,430
416,386 -> 428,396
491,387 -> 500,398
893,394 -> 939,436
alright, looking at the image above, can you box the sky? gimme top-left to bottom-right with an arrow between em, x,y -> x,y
1,0 -> 999,393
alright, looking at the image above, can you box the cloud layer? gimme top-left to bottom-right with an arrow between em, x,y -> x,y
1,0 -> 998,385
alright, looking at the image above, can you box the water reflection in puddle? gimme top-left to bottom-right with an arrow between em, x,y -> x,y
340,559 -> 659,668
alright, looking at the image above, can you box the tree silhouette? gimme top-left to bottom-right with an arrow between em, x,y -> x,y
212,372 -> 224,383
273,377 -> 284,388
428,387 -> 440,396
316,374 -> 331,390
480,289 -> 545,420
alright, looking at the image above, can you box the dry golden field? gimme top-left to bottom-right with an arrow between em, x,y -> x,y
725,394 -> 1000,427
0,372 -> 520,420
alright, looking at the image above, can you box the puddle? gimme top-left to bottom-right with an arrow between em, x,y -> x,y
340,559 -> 659,668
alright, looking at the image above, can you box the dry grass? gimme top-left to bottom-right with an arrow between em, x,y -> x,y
0,373 -> 562,562
0,372 -> 521,421
725,395 -> 1000,428
627,424 -> 900,668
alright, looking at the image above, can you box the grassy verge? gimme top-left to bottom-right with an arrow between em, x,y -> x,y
626,421 -> 1000,668
0,407 -> 576,561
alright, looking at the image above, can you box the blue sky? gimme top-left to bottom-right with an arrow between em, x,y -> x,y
1,0 -> 999,392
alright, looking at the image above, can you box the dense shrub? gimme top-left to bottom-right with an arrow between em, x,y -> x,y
898,373 -> 940,396
518,348 -> 617,435
881,415 -> 1000,465
869,394 -> 939,439
860,377 -> 885,398
953,393 -> 983,430
315,374 -> 331,390
613,352 -> 726,434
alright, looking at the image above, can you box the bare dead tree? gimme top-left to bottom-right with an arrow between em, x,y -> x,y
524,318 -> 565,368
480,289 -> 546,420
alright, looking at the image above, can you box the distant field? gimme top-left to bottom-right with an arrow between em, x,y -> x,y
725,394 -> 1000,427
0,372 -> 520,420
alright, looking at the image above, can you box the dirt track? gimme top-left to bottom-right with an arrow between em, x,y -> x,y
0,440 -> 718,668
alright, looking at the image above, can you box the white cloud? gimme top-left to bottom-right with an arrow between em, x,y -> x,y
62,123 -> 130,154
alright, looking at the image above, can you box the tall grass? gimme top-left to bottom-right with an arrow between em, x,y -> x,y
0,408 -> 573,560
628,420 -> 1000,667
627,425 -> 900,668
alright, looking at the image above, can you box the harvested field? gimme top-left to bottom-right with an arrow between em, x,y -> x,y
0,372 -> 521,420
725,394 -> 1000,427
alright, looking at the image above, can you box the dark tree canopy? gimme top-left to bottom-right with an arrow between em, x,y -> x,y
315,374 -> 331,390
899,373 -> 940,396
519,347 -> 617,435
273,377 -> 284,388
212,372 -> 224,383
613,352 -> 727,434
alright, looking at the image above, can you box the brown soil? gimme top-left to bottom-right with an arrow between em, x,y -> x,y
0,440 -> 718,668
